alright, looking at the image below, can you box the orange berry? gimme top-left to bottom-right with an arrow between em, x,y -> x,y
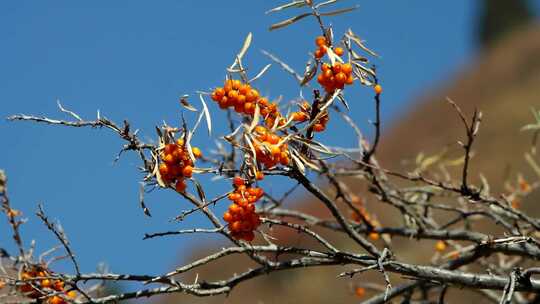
321,63 -> 331,72
228,89 -> 239,100
292,112 -> 308,122
315,36 -> 327,47
312,123 -> 325,132
271,145 -> 281,157
175,180 -> 187,192
355,287 -> 366,298
332,62 -> 342,73
317,73 -> 325,84
346,74 -> 354,85
233,176 -> 245,187
53,280 -> 64,291
323,69 -> 333,79
230,221 -> 242,232
244,102 -> 255,114
67,290 -> 77,299
239,84 -> 250,95
368,232 -> 379,241
163,153 -> 175,164
246,89 -> 259,102
254,126 -> 267,134
334,47 -> 344,56
223,82 -> 233,93
435,240 -> 447,252
215,87 -> 225,97
164,143 -> 176,154
335,72 -> 347,84
232,79 -> 241,90
182,165 -> 193,178
192,147 -> 202,158
223,212 -> 233,222
258,97 -> 269,107
374,84 -> 382,95
236,94 -> 246,106
234,104 -> 244,113
511,199 -> 520,209
342,63 -> 352,74
48,296 -> 65,304
267,134 -> 279,145
314,49 -> 324,59
218,96 -> 229,109
41,279 -> 52,288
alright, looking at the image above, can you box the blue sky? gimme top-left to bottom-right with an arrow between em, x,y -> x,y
1,0 -> 528,282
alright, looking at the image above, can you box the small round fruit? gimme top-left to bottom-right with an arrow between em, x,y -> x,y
315,36 -> 327,47
374,84 -> 382,94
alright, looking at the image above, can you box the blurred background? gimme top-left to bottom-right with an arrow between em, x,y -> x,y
1,1 -> 540,303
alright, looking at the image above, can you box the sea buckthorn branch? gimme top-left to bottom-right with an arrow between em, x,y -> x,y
0,170 -> 26,260
446,98 -> 483,197
5,2 -> 540,303
35,205 -> 80,277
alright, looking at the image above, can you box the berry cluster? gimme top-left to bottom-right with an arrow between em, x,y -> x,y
317,62 -> 354,93
314,36 -> 344,59
290,101 -> 329,132
211,79 -> 286,128
349,196 -> 381,240
158,138 -> 202,192
223,177 -> 264,241
211,79 -> 260,114
312,36 -> 355,93
18,266 -> 77,304
252,126 -> 290,168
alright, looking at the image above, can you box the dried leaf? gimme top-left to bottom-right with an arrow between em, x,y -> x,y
266,1 -> 306,14
139,183 -> 151,217
199,94 -> 212,136
249,64 -> 272,83
315,0 -> 342,9
261,50 -> 303,83
193,179 -> 207,203
319,6 -> 358,17
346,28 -> 379,57
300,60 -> 317,86
230,32 -> 253,70
269,13 -> 312,31
179,95 -> 197,112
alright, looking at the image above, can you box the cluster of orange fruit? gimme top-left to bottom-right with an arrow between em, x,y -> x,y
314,35 -> 344,59
210,80 -> 287,129
18,266 -> 76,304
312,36 -> 354,93
290,101 -> 329,132
223,176 -> 264,241
252,126 -> 290,168
158,138 -> 202,192
317,62 -> 354,93
349,196 -> 381,241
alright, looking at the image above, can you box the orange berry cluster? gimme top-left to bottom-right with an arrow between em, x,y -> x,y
223,176 -> 264,241
18,266 -> 76,304
349,196 -> 380,240
290,101 -> 329,132
314,36 -> 344,59
211,79 -> 259,114
252,126 -> 290,168
317,62 -> 354,93
158,138 -> 202,192
211,79 -> 286,128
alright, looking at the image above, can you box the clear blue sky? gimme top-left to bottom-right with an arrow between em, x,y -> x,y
1,0 -> 531,281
